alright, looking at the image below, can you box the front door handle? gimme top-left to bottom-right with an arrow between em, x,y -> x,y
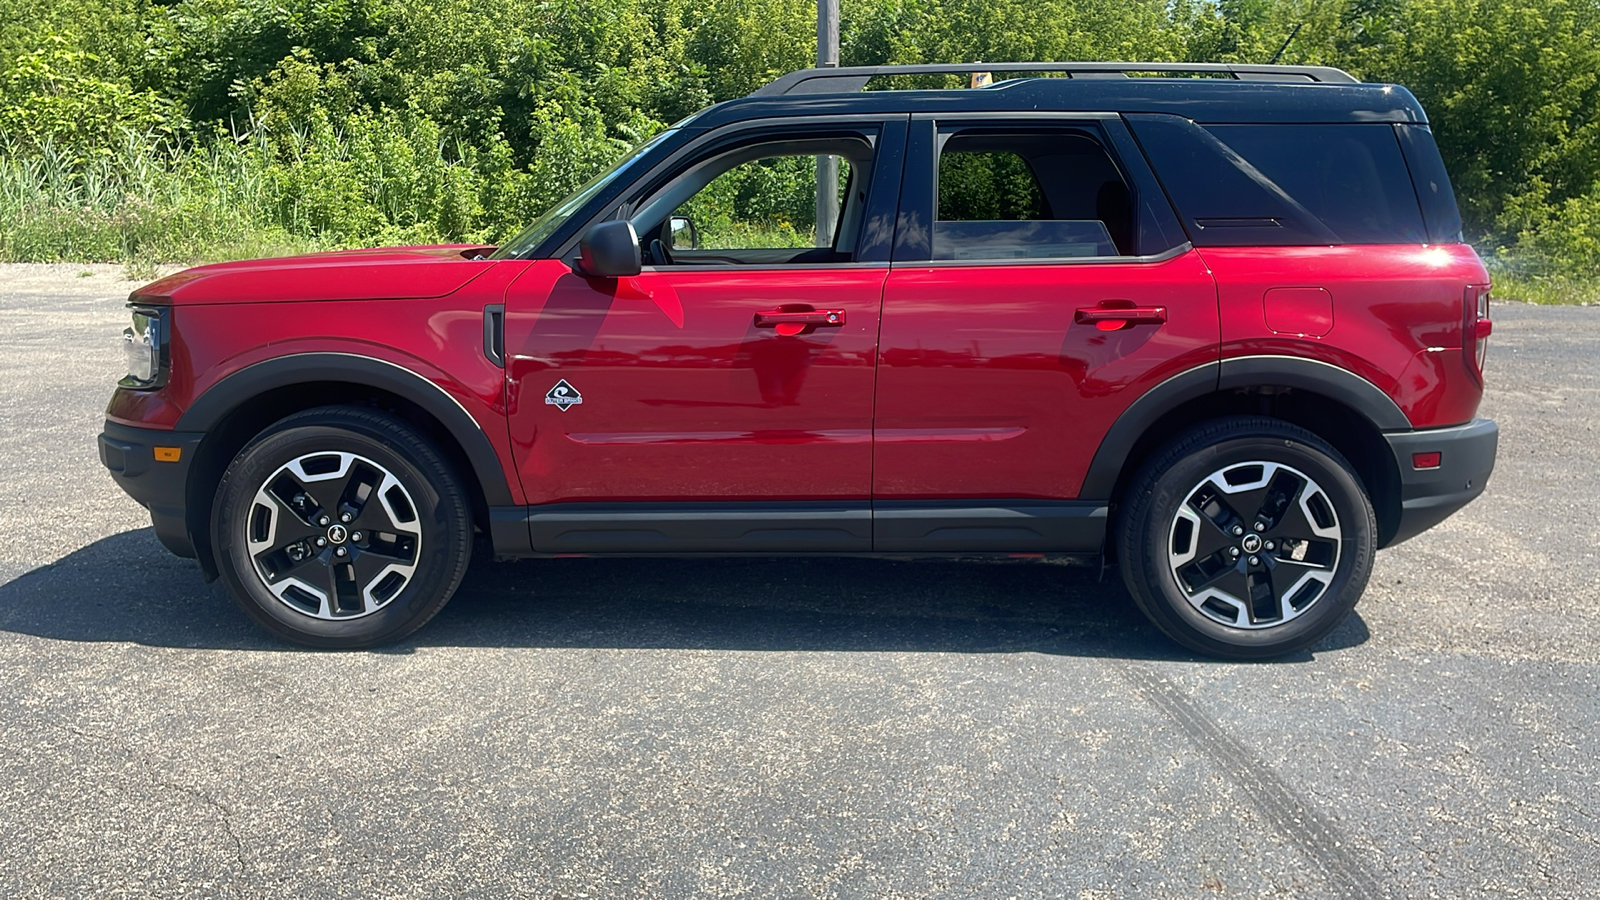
1074,305 -> 1167,330
754,308 -> 846,336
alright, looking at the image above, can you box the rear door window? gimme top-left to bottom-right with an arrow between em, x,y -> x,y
932,130 -> 1134,259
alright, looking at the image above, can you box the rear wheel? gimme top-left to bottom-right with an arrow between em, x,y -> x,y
210,406 -> 472,648
1116,417 -> 1376,659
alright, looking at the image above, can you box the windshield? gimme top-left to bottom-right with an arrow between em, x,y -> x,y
492,129 -> 678,259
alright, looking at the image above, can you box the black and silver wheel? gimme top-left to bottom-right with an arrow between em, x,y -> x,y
211,406 -> 472,648
1117,417 -> 1376,659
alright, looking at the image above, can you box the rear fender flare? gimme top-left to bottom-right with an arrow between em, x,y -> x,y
1079,356 -> 1410,501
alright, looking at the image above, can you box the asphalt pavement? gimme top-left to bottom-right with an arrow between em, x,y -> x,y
1,263 -> 1596,898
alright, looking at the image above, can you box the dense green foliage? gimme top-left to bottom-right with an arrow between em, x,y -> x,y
0,0 -> 1596,298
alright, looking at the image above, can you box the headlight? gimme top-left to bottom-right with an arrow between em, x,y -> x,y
121,307 -> 168,389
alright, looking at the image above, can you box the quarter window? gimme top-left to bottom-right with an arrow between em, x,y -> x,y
1126,115 -> 1429,246
1207,124 -> 1427,245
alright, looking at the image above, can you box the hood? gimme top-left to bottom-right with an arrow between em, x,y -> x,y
130,244 -> 501,306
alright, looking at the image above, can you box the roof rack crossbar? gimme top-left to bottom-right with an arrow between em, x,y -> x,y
752,62 -> 1358,96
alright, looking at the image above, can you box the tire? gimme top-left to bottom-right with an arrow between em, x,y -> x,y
210,406 -> 473,648
1116,417 -> 1376,659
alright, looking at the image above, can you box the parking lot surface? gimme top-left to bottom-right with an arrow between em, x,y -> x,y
1,263 -> 1596,898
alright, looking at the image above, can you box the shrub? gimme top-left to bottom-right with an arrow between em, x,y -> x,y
0,0 -> 1595,302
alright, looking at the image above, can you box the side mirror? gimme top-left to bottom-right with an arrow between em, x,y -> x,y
668,215 -> 699,250
575,220 -> 641,278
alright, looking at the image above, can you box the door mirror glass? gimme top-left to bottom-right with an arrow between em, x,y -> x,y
668,215 -> 699,250
575,220 -> 641,278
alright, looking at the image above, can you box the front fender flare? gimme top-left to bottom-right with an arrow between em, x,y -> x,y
176,352 -> 515,507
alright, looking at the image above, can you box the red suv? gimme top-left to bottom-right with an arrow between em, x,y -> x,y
99,62 -> 1497,658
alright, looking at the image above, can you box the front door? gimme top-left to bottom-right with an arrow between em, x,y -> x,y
504,119 -> 905,552
872,116 -> 1220,551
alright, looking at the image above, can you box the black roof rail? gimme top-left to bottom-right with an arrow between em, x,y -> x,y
752,62 -> 1359,96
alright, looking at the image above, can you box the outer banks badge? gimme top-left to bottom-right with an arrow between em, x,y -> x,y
544,379 -> 583,411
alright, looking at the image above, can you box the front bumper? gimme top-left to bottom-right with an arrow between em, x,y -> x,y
99,420 -> 205,558
1382,417 -> 1498,546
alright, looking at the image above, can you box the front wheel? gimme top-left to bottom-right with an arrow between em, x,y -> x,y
1116,417 -> 1376,659
210,406 -> 473,648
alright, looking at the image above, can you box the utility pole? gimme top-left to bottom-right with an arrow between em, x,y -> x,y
815,0 -> 840,247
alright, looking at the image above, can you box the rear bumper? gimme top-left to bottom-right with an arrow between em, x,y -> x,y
99,420 -> 204,558
1382,417 -> 1497,546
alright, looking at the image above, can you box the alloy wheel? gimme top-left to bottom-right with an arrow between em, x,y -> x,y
1167,460 -> 1342,629
245,451 -> 423,620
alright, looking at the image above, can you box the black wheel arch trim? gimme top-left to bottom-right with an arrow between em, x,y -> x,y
1080,362 -> 1219,500
1216,356 -> 1411,431
176,352 -> 516,507
1080,356 -> 1411,501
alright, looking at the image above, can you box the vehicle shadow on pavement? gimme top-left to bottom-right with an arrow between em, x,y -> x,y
0,528 -> 1370,661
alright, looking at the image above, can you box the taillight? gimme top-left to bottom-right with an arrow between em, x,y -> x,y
1464,284 -> 1492,379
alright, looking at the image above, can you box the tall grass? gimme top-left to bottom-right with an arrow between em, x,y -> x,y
0,115 -> 505,266
0,130 -> 319,265
1486,255 -> 1600,306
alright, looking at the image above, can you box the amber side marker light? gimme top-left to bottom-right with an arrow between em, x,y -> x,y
154,447 -> 182,463
1412,451 -> 1442,470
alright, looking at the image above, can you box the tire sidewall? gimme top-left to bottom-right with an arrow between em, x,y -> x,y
1128,429 -> 1375,658
212,418 -> 468,648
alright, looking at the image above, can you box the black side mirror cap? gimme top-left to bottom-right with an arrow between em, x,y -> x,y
575,220 -> 641,278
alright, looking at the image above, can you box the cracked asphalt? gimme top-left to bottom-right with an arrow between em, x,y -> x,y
1,263 -> 1596,898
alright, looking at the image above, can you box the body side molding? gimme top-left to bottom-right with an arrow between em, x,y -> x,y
873,500 -> 1107,552
522,501 -> 871,554
489,500 -> 1107,556
177,352 -> 516,506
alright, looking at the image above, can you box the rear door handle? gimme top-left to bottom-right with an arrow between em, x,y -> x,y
1074,305 -> 1167,330
754,308 -> 846,336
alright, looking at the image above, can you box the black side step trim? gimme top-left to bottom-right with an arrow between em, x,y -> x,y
490,500 -> 1108,556
874,500 -> 1107,553
526,501 -> 871,553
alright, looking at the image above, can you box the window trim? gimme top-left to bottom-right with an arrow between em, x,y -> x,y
638,260 -> 893,274
906,241 -> 1193,269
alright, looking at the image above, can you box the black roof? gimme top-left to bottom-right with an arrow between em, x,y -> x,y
684,64 -> 1426,129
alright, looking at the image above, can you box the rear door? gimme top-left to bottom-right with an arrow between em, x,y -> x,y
872,115 -> 1218,551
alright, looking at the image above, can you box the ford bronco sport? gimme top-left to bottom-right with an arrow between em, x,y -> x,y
99,62 -> 1498,658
